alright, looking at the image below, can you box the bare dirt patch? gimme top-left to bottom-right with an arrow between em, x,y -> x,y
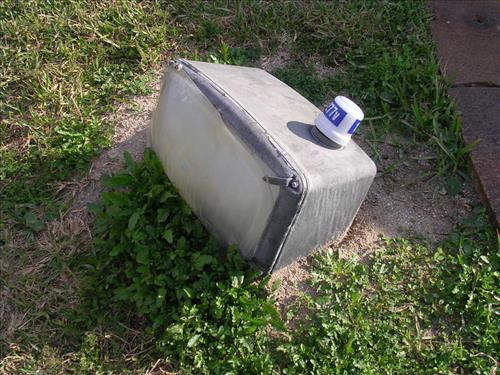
307,53 -> 344,78
340,139 -> 477,255
259,43 -> 343,78
271,257 -> 312,314
259,44 -> 292,72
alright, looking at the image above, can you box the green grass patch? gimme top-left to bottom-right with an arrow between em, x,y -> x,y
2,150 -> 497,373
0,0 -> 171,228
79,151 -> 497,374
280,215 -> 498,374
2,1 -> 498,374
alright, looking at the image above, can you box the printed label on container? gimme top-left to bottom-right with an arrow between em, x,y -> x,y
323,100 -> 347,127
347,119 -> 361,134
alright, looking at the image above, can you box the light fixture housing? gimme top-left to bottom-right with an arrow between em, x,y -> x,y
151,60 -> 376,273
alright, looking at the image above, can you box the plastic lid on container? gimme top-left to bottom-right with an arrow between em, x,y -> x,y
313,96 -> 364,147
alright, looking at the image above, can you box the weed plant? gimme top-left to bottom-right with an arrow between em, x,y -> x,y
84,150 -> 498,374
87,149 -> 282,373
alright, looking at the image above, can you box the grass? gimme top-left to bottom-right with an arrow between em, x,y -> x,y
0,0 -> 171,230
1,0 -> 498,374
280,216 -> 498,374
0,0 -> 468,230
3,151 -> 496,374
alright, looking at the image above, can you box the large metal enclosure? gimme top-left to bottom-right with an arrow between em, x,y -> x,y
151,60 -> 376,273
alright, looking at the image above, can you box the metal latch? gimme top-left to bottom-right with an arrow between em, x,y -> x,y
263,175 -> 299,189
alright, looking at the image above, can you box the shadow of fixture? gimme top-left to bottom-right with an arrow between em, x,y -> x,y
286,121 -> 343,150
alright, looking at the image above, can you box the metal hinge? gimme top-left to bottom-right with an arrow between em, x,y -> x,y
263,175 -> 299,189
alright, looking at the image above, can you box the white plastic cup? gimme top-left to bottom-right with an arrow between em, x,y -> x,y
314,96 -> 364,147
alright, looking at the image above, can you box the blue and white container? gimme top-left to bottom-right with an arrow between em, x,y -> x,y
314,96 -> 364,147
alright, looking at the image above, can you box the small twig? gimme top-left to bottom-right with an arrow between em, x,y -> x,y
145,359 -> 163,375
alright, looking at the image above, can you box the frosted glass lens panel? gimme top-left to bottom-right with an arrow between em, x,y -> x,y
151,69 -> 279,258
